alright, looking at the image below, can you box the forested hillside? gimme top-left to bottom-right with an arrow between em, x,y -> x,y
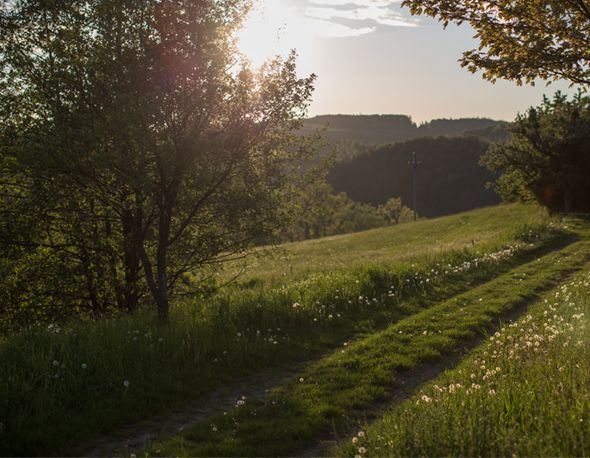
328,136 -> 500,218
301,114 -> 509,146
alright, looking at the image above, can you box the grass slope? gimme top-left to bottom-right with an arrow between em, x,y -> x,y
340,263 -> 590,457
0,204 -> 580,456
146,218 -> 590,457
224,205 -> 547,287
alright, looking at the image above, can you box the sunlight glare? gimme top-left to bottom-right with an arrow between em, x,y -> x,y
237,0 -> 314,69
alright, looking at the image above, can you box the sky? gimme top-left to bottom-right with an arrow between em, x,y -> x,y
237,0 -> 576,123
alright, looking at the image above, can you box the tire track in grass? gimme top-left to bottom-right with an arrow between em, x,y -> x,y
76,360 -> 312,457
146,239 -> 590,457
73,233 -> 573,457
334,264 -> 590,457
304,254 -> 590,457
301,243 -> 590,457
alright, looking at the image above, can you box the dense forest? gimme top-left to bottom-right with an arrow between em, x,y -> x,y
301,115 -> 509,146
328,136 -> 500,218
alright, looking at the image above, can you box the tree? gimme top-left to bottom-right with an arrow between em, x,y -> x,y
482,91 -> 590,213
0,1 -> 315,322
378,197 -> 414,225
401,0 -> 590,85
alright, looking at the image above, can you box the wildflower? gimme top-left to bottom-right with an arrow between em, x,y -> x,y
358,446 -> 367,454
357,431 -> 365,438
52,360 -> 59,367
299,377 -> 305,383
292,302 -> 301,309
352,437 -> 358,444
81,363 -> 87,369
47,323 -> 61,333
123,380 -> 130,388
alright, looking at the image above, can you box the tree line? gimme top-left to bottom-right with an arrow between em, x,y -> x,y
328,136 -> 501,218
2,0 -> 590,328
0,0 -> 315,325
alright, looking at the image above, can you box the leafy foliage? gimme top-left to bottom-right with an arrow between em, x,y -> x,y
329,136 -> 500,218
281,181 -> 404,242
402,0 -> 590,85
483,92 -> 590,212
0,0 -> 315,322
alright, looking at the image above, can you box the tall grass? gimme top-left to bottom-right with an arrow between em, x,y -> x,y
341,268 -> 590,457
146,227 -> 590,457
0,221 -> 562,455
222,204 -> 550,287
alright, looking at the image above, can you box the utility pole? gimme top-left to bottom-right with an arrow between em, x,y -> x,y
410,152 -> 419,222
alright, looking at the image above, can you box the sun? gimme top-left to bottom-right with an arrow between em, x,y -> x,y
237,0 -> 313,68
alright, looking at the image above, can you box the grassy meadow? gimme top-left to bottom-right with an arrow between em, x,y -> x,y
1,204 -> 589,456
223,204 -> 549,287
148,225 -> 590,456
338,267 -> 590,457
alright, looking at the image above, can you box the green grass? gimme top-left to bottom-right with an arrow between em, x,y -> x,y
339,265 -> 590,457
0,205 -> 564,456
146,226 -> 590,457
222,204 -> 549,287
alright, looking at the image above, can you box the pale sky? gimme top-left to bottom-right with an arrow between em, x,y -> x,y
238,0 -> 576,123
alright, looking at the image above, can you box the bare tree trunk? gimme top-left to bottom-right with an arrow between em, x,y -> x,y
121,209 -> 140,313
80,244 -> 102,317
155,200 -> 172,322
563,189 -> 573,213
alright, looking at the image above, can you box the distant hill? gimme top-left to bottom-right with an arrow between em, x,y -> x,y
328,136 -> 501,218
301,114 -> 510,146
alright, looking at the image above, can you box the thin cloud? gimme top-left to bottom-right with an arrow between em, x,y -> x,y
306,6 -> 417,28
301,0 -> 418,36
307,18 -> 377,37
308,0 -> 400,6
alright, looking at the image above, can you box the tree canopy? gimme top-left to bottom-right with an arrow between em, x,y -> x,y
482,91 -> 590,213
402,0 -> 590,85
0,0 -> 315,323
328,136 -> 499,218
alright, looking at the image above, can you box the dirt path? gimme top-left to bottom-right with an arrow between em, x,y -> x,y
77,360 -> 312,457
298,262 -> 587,457
77,246 -> 586,458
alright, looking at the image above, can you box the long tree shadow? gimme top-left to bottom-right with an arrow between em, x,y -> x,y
77,229 -> 581,457
301,245 -> 590,457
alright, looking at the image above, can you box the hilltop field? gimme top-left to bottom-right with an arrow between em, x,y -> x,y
1,204 -> 589,456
